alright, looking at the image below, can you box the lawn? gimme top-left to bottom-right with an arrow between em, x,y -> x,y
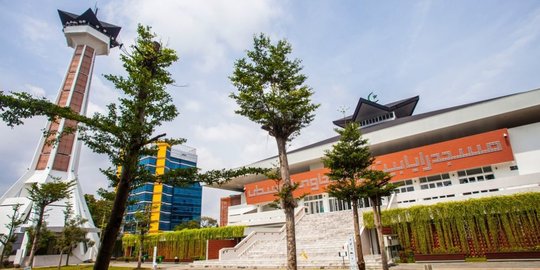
34,266 -> 150,270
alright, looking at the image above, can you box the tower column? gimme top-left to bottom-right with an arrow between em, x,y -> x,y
35,45 -> 96,172
0,8 -> 121,265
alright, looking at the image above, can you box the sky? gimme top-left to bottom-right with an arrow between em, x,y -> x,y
1,0 -> 540,222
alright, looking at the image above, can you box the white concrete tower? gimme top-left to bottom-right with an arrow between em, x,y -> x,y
0,8 -> 120,265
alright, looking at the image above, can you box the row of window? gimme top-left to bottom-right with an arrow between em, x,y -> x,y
360,111 -> 395,127
394,179 -> 415,193
395,166 -> 498,191
458,166 -> 495,184
423,194 -> 455,201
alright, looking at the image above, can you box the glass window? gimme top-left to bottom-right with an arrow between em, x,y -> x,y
466,168 -> 482,175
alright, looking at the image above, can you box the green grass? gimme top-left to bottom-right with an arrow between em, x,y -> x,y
465,257 -> 487,262
34,266 -> 150,270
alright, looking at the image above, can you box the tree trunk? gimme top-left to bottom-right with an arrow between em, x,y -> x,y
370,196 -> 388,270
27,207 -> 45,267
0,243 -> 6,268
57,249 -> 64,270
137,234 -> 143,269
275,137 -> 297,270
65,248 -> 70,266
351,200 -> 366,270
93,153 -> 138,270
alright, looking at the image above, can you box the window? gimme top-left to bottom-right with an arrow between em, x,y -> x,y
463,188 -> 499,196
458,166 -> 494,184
329,197 -> 351,212
423,194 -> 455,201
304,194 -> 325,214
419,173 -> 451,190
393,179 -> 415,194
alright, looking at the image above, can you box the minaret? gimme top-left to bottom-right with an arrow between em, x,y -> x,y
0,9 -> 120,265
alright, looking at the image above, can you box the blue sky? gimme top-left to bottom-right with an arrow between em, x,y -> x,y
1,0 -> 540,220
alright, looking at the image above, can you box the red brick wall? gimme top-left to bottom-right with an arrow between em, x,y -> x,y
206,240 -> 237,260
219,194 -> 241,227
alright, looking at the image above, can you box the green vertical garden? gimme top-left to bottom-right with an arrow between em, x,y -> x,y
122,226 -> 245,261
363,192 -> 540,258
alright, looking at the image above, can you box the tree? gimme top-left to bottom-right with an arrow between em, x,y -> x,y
26,180 -> 75,267
322,122 -> 373,270
230,33 -> 319,270
56,201 -> 94,269
0,25 -> 265,270
0,204 -> 24,267
200,216 -> 218,228
173,220 -> 200,231
362,170 -> 395,270
84,188 -> 115,231
126,205 -> 152,270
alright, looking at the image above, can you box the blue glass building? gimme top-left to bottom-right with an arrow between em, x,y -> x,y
125,142 -> 201,233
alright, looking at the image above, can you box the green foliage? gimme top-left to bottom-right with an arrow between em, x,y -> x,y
85,188 -> 115,230
230,33 -> 318,270
230,33 -> 319,141
200,216 -> 218,228
323,122 -> 376,270
0,25 -> 268,269
122,226 -> 245,260
362,192 -> 540,255
361,170 -> 395,205
0,204 -> 24,265
173,220 -> 200,231
323,122 -> 373,201
26,179 -> 75,266
56,202 -> 94,268
27,180 -> 75,212
25,225 -> 55,253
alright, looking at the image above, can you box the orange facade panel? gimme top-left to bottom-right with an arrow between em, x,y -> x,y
244,129 -> 514,204
372,129 -> 514,181
245,168 -> 330,205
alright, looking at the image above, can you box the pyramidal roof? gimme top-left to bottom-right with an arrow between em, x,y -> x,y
333,96 -> 419,128
58,8 -> 121,48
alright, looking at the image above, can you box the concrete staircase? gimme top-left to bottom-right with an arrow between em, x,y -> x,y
194,210 -> 382,269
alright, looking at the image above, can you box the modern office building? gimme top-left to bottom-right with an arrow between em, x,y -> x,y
212,88 -> 540,266
125,142 -> 202,233
0,8 -> 120,264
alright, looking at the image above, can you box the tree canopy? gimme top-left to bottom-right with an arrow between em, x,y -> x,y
230,33 -> 319,270
26,180 -> 75,267
322,122 -> 373,270
0,25 -> 266,270
230,33 -> 319,141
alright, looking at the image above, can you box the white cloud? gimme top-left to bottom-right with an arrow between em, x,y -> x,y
103,0 -> 284,72
182,99 -> 202,113
194,122 -> 255,141
196,147 -> 226,171
21,16 -> 55,43
24,84 -> 46,97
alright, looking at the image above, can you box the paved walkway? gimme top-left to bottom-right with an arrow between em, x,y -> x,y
109,261 -> 540,270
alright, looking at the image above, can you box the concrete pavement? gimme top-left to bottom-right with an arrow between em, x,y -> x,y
109,260 -> 540,270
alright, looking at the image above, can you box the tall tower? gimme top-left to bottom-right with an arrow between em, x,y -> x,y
0,9 -> 120,265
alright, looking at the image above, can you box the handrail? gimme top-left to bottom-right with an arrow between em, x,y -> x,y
279,206 -> 306,239
220,206 -> 306,260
